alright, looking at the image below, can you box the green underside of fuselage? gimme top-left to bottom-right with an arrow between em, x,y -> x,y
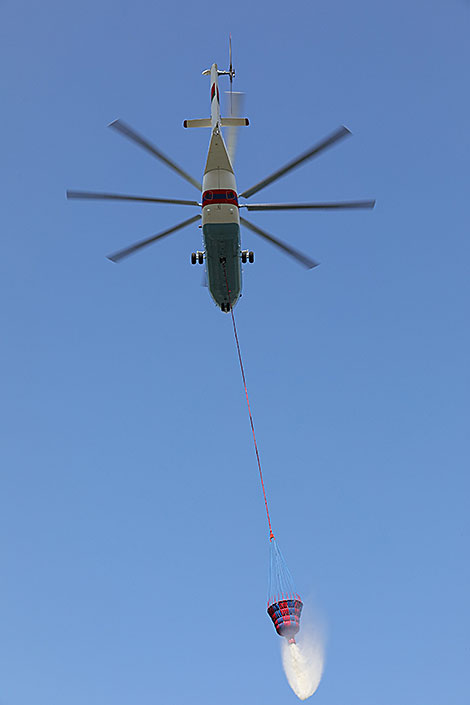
203,222 -> 242,311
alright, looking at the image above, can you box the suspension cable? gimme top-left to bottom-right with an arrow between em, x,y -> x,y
222,260 -> 275,541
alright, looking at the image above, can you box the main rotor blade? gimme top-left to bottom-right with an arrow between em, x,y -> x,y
243,199 -> 376,211
240,216 -> 319,269
67,190 -> 200,207
239,125 -> 351,199
108,119 -> 202,192
107,214 -> 201,263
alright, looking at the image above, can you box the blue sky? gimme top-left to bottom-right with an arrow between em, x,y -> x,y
1,0 -> 469,703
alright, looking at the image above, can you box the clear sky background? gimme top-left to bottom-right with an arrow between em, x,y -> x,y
1,1 -> 469,703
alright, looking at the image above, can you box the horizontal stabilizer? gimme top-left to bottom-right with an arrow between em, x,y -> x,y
183,118 -> 212,128
183,117 -> 249,128
221,117 -> 249,127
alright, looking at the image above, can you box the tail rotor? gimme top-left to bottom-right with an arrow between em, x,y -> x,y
225,91 -> 246,167
229,33 -> 235,114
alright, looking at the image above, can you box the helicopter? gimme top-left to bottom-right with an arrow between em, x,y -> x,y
67,41 -> 375,313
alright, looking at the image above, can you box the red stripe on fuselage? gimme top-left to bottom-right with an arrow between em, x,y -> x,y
202,189 -> 238,208
211,83 -> 220,103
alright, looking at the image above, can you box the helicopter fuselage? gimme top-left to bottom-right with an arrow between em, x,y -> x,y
201,138 -> 241,311
199,63 -> 243,313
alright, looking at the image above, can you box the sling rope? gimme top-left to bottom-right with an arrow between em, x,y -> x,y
222,260 -> 274,541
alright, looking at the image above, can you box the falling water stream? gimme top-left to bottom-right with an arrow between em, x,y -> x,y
280,615 -> 325,700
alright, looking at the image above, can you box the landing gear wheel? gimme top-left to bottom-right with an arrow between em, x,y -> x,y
191,252 -> 197,265
198,252 -> 204,264
241,251 -> 247,264
248,251 -> 254,263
